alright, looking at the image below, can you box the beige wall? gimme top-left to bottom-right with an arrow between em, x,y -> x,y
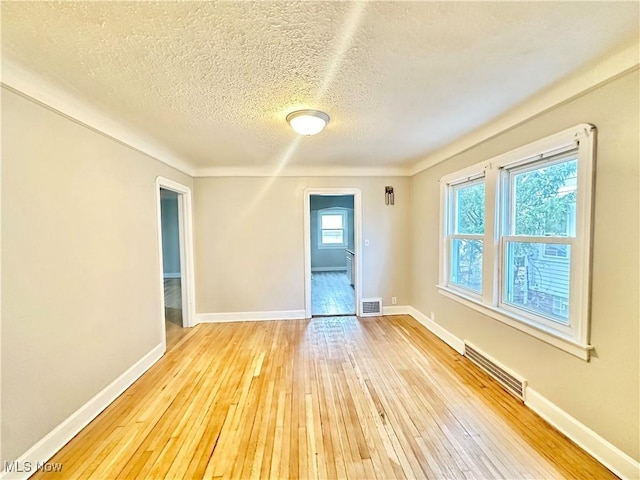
410,69 -> 640,460
0,88 -> 193,464
194,176 -> 410,314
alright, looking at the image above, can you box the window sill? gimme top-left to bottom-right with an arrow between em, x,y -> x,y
436,285 -> 593,360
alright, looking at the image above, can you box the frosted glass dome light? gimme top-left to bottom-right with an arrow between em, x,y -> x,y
286,109 -> 330,136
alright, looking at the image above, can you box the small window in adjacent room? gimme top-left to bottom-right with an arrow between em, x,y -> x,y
438,124 -> 596,360
318,208 -> 348,248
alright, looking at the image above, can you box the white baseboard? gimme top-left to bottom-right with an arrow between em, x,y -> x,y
525,389 -> 640,480
311,267 -> 347,272
197,310 -> 307,323
382,305 -> 411,316
406,306 -> 639,479
163,272 -> 181,279
0,344 -> 164,480
407,306 -> 465,355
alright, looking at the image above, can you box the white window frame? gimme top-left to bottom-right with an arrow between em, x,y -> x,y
317,207 -> 348,249
444,176 -> 485,299
438,124 -> 596,360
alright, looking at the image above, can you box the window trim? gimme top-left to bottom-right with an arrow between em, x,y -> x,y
317,207 -> 349,249
438,124 -> 596,360
445,176 -> 486,298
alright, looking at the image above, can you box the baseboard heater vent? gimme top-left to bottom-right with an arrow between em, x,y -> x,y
360,298 -> 382,317
464,342 -> 527,401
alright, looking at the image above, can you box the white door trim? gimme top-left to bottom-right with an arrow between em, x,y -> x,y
304,188 -> 362,318
156,177 -> 197,350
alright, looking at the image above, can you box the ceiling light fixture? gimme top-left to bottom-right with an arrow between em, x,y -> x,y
286,109 -> 330,136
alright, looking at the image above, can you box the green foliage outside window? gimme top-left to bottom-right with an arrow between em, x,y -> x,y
453,159 -> 577,314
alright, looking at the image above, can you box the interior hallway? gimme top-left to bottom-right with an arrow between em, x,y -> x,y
311,271 -> 355,316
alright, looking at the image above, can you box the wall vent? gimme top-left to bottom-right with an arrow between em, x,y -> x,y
360,298 -> 382,317
464,342 -> 527,400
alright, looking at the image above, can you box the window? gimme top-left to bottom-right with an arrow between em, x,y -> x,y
439,124 -> 595,359
447,179 -> 485,294
318,208 -> 348,248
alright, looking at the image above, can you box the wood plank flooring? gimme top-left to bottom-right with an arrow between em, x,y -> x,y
164,278 -> 189,350
163,278 -> 182,311
311,271 -> 355,316
33,315 -> 616,479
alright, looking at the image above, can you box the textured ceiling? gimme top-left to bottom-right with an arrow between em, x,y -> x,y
1,1 -> 638,172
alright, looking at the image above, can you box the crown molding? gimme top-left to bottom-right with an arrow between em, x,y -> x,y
3,39 -> 637,181
409,41 -> 640,176
0,57 -> 195,176
193,165 -> 411,177
0,58 -> 410,179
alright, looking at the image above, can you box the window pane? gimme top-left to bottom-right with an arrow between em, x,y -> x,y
513,159 -> 577,236
450,239 -> 483,293
322,230 -> 344,244
454,182 -> 485,234
504,241 -> 570,324
321,214 -> 343,229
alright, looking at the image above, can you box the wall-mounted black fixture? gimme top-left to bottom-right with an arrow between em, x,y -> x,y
385,186 -> 394,205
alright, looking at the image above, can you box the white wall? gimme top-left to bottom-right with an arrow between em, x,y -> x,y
1,87 -> 193,465
410,69 -> 639,461
194,176 -> 410,314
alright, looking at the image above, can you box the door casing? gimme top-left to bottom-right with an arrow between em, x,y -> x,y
155,177 -> 196,349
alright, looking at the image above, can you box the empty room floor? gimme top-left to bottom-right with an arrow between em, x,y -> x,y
311,271 -> 355,316
32,315 -> 615,479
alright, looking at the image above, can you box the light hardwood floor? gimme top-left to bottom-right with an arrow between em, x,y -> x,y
34,315 -> 616,479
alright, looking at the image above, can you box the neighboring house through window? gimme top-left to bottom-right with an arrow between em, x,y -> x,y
438,124 -> 596,359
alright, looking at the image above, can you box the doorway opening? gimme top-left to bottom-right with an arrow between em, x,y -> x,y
304,189 -> 362,318
160,188 -> 184,348
156,177 -> 196,352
